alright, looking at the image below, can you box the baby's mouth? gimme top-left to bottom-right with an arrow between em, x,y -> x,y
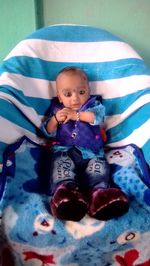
72,104 -> 80,110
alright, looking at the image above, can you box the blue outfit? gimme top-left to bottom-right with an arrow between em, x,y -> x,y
42,96 -> 110,194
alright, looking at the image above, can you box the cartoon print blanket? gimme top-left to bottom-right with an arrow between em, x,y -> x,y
0,24 -> 150,266
0,136 -> 150,266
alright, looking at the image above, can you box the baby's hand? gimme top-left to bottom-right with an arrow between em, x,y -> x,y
55,109 -> 68,123
63,108 -> 77,123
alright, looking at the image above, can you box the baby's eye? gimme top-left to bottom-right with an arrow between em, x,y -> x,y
64,92 -> 72,97
79,90 -> 85,95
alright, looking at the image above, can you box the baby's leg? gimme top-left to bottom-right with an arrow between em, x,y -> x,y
49,151 -> 76,195
84,157 -> 110,189
49,151 -> 88,221
84,157 -> 129,220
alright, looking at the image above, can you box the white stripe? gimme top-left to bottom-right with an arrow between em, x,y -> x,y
0,117 -> 44,145
1,73 -> 150,100
0,73 -> 56,99
107,119 -> 150,148
4,39 -> 141,63
105,94 -> 150,129
0,92 -> 41,127
91,75 -> 150,99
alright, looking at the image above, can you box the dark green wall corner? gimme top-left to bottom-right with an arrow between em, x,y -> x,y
34,0 -> 44,29
0,0 -> 43,62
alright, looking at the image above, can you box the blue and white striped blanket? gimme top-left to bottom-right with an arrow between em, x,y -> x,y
0,25 -> 149,164
0,25 -> 150,266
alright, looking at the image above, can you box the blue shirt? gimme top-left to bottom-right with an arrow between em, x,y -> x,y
42,96 -> 105,159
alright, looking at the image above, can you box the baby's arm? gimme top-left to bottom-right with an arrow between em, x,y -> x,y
87,102 -> 105,125
63,100 -> 105,125
63,108 -> 95,124
46,115 -> 58,133
77,111 -> 95,124
46,108 -> 68,133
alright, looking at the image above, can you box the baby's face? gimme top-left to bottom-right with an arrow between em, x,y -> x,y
56,73 -> 90,110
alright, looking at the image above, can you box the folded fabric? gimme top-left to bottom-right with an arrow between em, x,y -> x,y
0,25 -> 150,165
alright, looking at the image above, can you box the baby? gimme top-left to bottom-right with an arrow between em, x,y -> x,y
42,66 -> 129,221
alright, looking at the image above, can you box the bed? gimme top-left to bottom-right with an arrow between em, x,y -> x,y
0,24 -> 150,266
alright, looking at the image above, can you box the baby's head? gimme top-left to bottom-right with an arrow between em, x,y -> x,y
56,66 -> 90,110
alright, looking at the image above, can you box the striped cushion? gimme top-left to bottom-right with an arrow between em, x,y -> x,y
0,25 -> 150,164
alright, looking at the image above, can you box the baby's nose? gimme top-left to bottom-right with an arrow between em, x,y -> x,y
72,93 -> 79,101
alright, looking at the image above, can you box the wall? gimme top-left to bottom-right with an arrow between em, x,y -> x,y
43,0 -> 150,67
0,0 -> 150,66
0,0 -> 37,62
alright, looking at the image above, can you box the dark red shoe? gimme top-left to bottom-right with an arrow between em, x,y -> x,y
50,183 -> 88,221
88,188 -> 129,220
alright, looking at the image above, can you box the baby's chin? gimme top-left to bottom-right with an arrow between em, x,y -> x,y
72,107 -> 79,111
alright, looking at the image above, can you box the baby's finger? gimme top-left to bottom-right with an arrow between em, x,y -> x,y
63,116 -> 70,123
60,109 -> 68,115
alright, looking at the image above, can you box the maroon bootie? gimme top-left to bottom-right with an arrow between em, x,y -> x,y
50,183 -> 88,221
88,188 -> 129,220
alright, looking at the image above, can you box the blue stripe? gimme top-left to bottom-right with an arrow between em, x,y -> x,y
1,57 -> 149,81
0,85 -> 32,106
0,99 -> 38,134
27,97 -> 51,115
103,89 -> 150,115
26,25 -> 121,42
1,57 -> 50,80
107,103 -> 150,143
0,85 -> 51,115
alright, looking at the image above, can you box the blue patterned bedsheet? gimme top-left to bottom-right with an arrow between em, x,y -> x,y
0,137 -> 150,266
